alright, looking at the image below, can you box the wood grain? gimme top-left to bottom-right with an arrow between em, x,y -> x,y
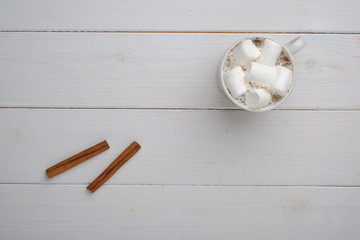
0,0 -> 359,32
1,109 -> 359,186
0,1 -> 358,238
0,184 -> 359,240
0,33 -> 359,109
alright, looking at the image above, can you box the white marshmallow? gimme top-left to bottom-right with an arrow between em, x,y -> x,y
225,67 -> 247,99
271,66 -> 293,96
245,89 -> 272,109
247,62 -> 276,87
258,39 -> 282,66
233,39 -> 261,65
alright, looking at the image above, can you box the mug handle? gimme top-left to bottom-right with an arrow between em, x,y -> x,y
285,36 -> 307,55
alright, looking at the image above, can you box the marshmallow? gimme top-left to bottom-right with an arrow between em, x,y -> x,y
245,89 -> 272,109
233,39 -> 261,65
225,67 -> 247,99
271,66 -> 293,96
247,62 -> 276,87
258,39 -> 282,66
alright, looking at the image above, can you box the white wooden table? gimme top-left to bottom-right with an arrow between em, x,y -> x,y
1,1 -> 360,239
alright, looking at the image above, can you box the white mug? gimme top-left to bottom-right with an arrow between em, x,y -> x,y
219,36 -> 307,112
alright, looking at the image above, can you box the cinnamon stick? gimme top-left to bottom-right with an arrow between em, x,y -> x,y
46,140 -> 109,178
87,141 -> 141,193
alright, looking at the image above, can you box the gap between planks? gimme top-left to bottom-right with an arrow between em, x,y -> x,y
0,106 -> 359,112
1,183 -> 360,188
0,30 -> 359,34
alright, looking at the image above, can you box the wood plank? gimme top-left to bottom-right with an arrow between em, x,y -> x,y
0,0 -> 359,32
0,184 -> 359,240
1,109 -> 359,185
0,33 -> 359,109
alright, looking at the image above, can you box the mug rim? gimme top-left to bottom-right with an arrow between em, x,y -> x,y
219,35 -> 297,112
